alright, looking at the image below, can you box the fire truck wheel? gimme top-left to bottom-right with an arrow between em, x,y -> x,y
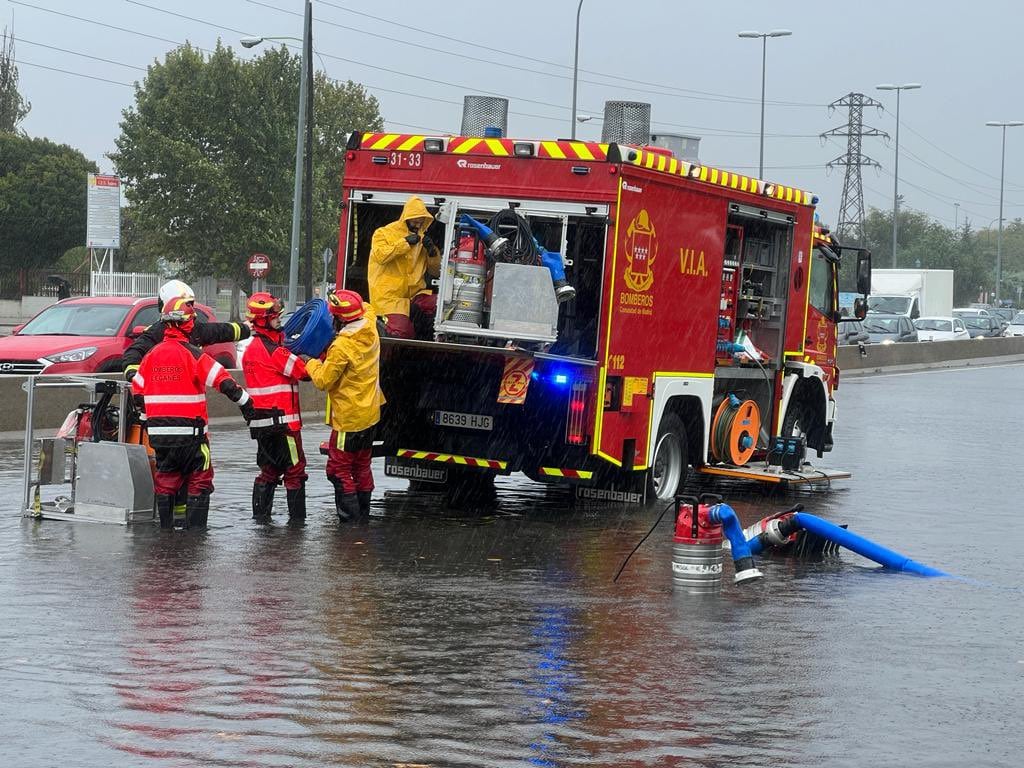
647,413 -> 688,502
782,397 -> 817,443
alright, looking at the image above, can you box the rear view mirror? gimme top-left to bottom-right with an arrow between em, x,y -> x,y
856,250 -> 872,296
853,297 -> 868,320
130,325 -> 146,338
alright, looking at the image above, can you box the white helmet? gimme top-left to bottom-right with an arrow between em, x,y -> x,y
158,279 -> 195,307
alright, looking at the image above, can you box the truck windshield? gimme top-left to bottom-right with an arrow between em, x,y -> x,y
18,303 -> 130,336
868,295 -> 911,315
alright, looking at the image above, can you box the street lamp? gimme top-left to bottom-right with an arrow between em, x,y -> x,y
570,0 -> 585,140
738,29 -> 792,179
240,0 -> 312,313
985,120 -> 1024,303
876,82 -> 921,267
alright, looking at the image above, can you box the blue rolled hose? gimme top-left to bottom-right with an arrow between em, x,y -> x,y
709,503 -> 762,582
282,298 -> 334,357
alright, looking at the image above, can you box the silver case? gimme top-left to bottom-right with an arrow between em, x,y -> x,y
74,442 -> 155,524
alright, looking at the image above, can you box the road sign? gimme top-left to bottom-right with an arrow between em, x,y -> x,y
86,174 -> 121,249
248,253 -> 271,279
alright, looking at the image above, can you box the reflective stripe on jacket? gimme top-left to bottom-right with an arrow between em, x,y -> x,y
306,306 -> 385,434
241,329 -> 307,432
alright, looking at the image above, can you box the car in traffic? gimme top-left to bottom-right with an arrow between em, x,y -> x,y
1004,311 -> 1024,337
913,316 -> 970,342
0,296 -> 236,375
838,319 -> 870,346
953,307 -> 992,318
961,315 -> 1004,339
862,314 -> 919,344
990,307 -> 1014,332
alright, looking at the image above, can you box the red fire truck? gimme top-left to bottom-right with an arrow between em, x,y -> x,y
336,131 -> 870,502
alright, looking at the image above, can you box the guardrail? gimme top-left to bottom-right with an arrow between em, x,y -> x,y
838,336 -> 1024,375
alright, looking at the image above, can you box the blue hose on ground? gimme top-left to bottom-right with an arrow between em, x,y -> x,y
282,298 -> 333,357
708,503 -> 764,583
749,511 -> 948,578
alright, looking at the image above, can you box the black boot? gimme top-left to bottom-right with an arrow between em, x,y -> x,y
185,493 -> 210,530
252,481 -> 275,522
334,485 -> 359,523
286,484 -> 306,521
357,491 -> 372,518
155,493 -> 175,529
173,486 -> 188,527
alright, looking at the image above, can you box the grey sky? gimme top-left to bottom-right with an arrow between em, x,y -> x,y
5,0 -> 1022,231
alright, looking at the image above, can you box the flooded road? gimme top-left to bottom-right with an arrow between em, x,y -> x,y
2,364 -> 1022,767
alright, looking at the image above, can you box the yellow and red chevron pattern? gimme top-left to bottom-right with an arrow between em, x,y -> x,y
359,133 -> 609,162
397,448 -> 507,470
627,148 -> 814,207
539,467 -> 594,480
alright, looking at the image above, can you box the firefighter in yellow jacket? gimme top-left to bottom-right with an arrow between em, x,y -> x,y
368,195 -> 441,339
302,290 -> 384,522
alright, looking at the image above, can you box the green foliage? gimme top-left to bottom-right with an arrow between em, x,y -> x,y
861,207 -> 1024,304
0,27 -> 31,133
0,133 -> 99,269
112,42 -> 383,288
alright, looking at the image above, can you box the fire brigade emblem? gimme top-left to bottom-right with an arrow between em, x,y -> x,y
623,209 -> 657,293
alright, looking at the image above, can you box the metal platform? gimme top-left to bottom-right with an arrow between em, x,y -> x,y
697,463 -> 851,486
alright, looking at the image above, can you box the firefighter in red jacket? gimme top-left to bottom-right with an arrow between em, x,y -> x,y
241,292 -> 309,523
132,297 -> 256,529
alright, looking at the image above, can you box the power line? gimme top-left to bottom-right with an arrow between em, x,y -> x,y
17,59 -> 134,87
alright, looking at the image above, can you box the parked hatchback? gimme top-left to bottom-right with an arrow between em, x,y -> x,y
863,314 -> 918,344
0,297 -> 235,375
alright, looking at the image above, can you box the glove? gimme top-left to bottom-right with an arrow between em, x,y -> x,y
422,234 -> 435,251
132,393 -> 145,412
404,232 -> 420,246
239,399 -> 257,422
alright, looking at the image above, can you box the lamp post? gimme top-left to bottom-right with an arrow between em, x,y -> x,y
876,83 -> 921,267
570,0 -> 584,140
985,120 -> 1024,303
240,0 -> 312,312
738,29 -> 792,179
954,202 -> 960,232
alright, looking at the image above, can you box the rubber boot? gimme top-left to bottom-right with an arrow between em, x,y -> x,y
357,491 -> 372,519
185,493 -> 210,530
334,485 -> 359,523
173,486 -> 188,528
252,480 -> 275,522
286,484 -> 306,521
155,493 -> 175,529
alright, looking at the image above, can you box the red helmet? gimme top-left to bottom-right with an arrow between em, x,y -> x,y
161,295 -> 196,325
327,289 -> 365,322
246,292 -> 283,325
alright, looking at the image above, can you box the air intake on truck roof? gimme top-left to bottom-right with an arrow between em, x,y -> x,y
461,95 -> 509,138
601,100 -> 652,145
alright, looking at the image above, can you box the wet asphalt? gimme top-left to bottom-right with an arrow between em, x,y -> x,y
1,363 -> 1023,767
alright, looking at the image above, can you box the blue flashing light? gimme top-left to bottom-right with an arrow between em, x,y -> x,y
553,373 -> 569,385
531,371 -> 540,381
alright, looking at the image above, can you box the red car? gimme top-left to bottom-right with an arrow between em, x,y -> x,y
0,296 -> 237,375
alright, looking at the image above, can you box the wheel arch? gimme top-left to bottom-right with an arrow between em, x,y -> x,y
647,375 -> 713,469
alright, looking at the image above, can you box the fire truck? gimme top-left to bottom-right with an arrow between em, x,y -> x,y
336,127 -> 871,502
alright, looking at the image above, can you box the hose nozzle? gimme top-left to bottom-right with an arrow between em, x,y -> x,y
459,213 -> 509,259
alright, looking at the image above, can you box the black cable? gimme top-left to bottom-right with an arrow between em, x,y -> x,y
613,500 -> 676,583
487,210 -> 538,266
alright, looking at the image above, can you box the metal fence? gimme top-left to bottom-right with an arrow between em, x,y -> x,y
0,270 -> 91,300
90,272 -> 162,297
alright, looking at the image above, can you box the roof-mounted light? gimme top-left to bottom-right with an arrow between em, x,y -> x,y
423,138 -> 445,152
513,142 -> 535,157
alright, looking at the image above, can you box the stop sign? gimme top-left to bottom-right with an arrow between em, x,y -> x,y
248,253 -> 271,279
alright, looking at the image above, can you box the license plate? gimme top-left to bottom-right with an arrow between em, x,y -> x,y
387,150 -> 423,170
433,410 -> 493,431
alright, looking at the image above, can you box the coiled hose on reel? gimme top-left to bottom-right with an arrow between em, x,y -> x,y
487,209 -> 539,265
711,394 -> 761,465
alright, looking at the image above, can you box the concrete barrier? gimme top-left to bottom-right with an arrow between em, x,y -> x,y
0,371 -> 327,438
838,336 -> 1024,376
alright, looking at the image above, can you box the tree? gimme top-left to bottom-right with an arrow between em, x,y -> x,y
112,42 -> 383,308
0,26 -> 31,132
0,133 -> 98,269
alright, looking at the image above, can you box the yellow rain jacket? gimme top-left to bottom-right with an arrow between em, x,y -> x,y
306,306 -> 385,434
368,196 -> 441,317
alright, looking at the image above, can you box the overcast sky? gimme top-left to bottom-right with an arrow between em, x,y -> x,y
5,0 -> 1023,231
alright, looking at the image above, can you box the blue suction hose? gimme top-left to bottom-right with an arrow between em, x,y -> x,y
749,509 -> 948,578
708,503 -> 764,583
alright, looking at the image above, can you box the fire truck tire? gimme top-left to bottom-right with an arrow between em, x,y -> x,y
782,397 -> 819,443
647,413 -> 689,502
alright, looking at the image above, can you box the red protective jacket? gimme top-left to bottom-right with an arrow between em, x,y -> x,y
132,325 -> 250,443
241,326 -> 308,433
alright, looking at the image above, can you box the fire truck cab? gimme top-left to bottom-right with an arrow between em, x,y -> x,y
337,129 -> 870,501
